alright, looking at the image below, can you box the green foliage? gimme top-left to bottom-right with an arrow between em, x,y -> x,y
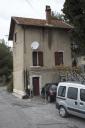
52,11 -> 64,21
0,40 -> 13,81
7,78 -> 13,92
62,0 -> 85,55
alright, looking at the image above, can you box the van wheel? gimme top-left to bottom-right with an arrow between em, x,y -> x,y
59,106 -> 67,117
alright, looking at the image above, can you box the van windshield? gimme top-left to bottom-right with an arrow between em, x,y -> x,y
58,86 -> 66,97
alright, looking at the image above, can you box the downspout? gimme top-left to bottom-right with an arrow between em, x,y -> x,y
23,26 -> 26,54
23,26 -> 26,93
23,26 -> 30,98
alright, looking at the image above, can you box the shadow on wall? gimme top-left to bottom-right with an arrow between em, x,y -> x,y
0,75 -> 6,86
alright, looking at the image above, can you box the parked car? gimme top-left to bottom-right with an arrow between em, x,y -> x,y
56,82 -> 85,118
41,83 -> 58,102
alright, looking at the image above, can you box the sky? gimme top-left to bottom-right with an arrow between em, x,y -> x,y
0,0 -> 65,46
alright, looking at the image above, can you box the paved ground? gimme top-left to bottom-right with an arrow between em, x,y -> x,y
0,87 -> 85,128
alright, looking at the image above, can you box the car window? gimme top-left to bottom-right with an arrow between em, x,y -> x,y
50,85 -> 57,90
46,85 -> 50,90
67,87 -> 78,100
58,86 -> 66,97
80,89 -> 85,102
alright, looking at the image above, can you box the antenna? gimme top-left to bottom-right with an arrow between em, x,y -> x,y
31,41 -> 39,50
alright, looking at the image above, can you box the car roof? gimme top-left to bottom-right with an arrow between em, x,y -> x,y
58,82 -> 85,88
45,83 -> 58,85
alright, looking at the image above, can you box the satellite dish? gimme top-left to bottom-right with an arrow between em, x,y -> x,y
31,41 -> 39,50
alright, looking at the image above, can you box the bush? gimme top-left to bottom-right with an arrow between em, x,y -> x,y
7,79 -> 13,92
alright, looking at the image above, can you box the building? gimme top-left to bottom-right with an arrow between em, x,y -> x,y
9,6 -> 72,98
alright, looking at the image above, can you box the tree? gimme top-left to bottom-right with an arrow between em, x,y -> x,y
0,40 -> 13,82
52,11 -> 65,21
62,0 -> 85,55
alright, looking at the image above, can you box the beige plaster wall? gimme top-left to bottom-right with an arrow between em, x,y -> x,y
29,70 -> 59,94
24,27 -> 72,69
13,24 -> 25,92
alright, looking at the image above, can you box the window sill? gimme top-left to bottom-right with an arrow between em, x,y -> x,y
30,66 -> 42,68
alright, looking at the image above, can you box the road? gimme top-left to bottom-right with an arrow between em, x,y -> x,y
0,87 -> 85,128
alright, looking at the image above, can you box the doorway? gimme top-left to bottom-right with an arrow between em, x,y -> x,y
33,77 -> 40,96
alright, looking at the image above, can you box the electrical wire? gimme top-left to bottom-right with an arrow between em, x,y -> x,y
25,0 -> 33,9
25,0 -> 39,14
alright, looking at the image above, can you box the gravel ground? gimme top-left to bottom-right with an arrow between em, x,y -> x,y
0,87 -> 85,128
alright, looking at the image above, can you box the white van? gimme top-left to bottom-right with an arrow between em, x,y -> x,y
56,82 -> 85,118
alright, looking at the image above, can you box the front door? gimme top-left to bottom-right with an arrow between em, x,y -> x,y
66,87 -> 79,116
33,77 -> 40,96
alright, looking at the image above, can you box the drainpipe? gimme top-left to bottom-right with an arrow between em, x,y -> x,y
23,26 -> 30,98
23,26 -> 27,94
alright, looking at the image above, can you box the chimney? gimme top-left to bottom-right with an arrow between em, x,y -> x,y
45,5 -> 51,23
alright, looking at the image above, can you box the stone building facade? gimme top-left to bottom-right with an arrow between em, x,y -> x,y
9,6 -> 72,98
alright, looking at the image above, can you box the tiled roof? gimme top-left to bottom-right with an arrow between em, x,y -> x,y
12,16 -> 72,29
9,16 -> 72,40
12,17 -> 46,26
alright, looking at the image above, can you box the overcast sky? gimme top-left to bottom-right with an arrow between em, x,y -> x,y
0,0 -> 65,44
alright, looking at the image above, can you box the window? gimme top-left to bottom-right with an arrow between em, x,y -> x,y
32,51 -> 43,66
50,85 -> 57,91
80,89 -> 85,102
33,52 -> 37,66
14,33 -> 17,42
55,52 -> 63,65
38,52 -> 43,66
58,86 -> 66,97
67,87 -> 78,100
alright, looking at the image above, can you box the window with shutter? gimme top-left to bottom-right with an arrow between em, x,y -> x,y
14,33 -> 17,42
59,52 -> 63,65
55,52 -> 63,66
32,51 -> 43,66
38,52 -> 43,66
55,52 -> 59,65
32,52 -> 37,66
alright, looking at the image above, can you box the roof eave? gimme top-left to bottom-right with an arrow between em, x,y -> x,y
8,17 -> 73,41
8,18 -> 16,40
21,23 -> 72,30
